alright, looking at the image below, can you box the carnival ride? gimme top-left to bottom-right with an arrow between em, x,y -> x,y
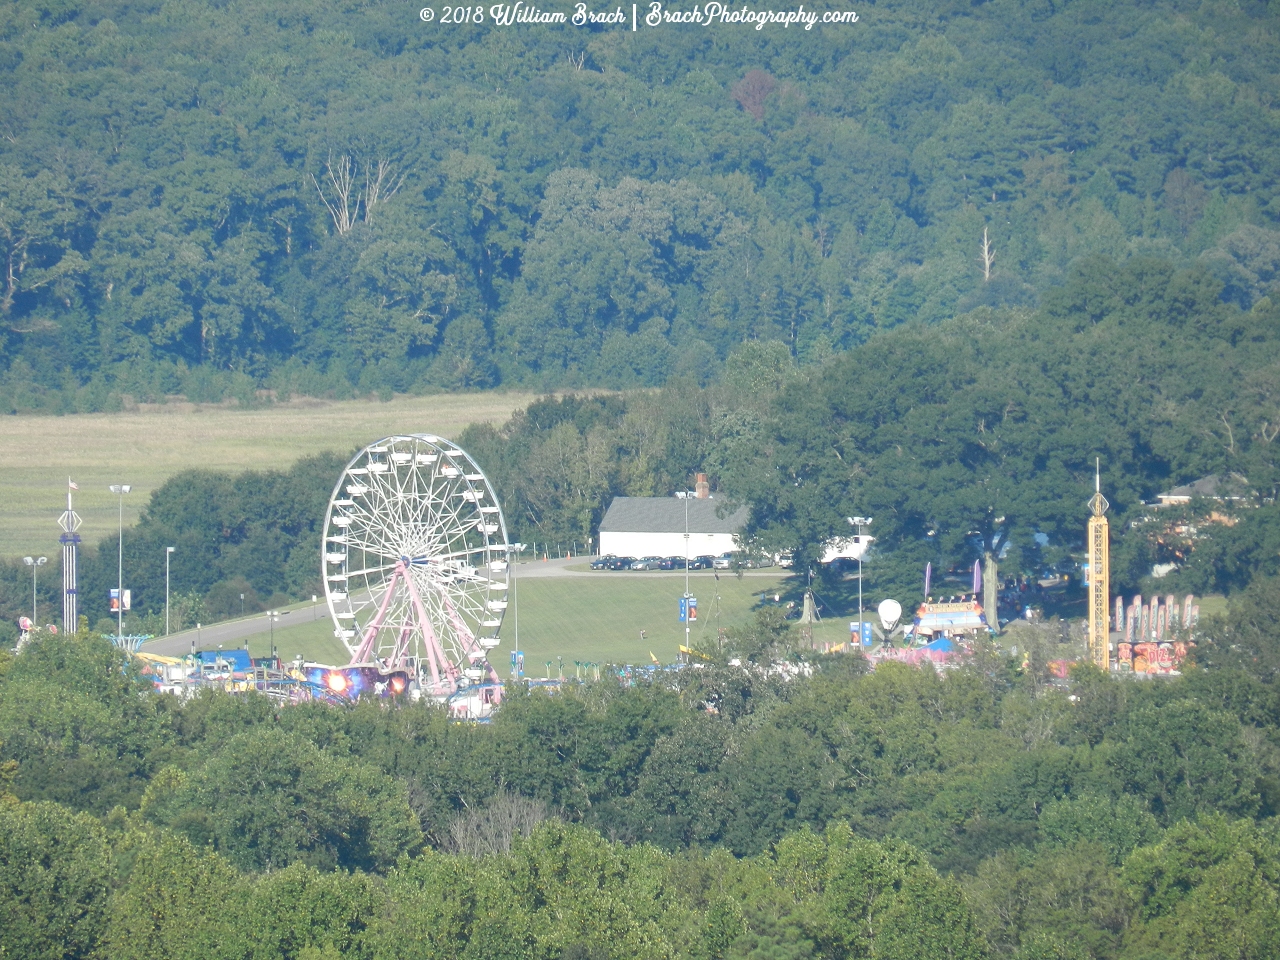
322,435 -> 509,717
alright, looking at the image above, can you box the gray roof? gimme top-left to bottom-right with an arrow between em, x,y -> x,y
598,497 -> 749,534
1160,474 -> 1253,500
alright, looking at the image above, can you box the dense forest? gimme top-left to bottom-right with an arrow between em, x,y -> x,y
5,597 -> 1280,960
2,0 -> 1279,408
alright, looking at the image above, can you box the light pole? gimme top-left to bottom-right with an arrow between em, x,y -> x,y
109,484 -> 131,638
684,493 -> 691,653
267,610 -> 289,653
165,546 -> 175,635
510,543 -> 524,656
23,556 -> 47,626
848,517 -> 873,643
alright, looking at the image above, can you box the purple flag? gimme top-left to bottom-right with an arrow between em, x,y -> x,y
924,562 -> 932,599
973,560 -> 982,596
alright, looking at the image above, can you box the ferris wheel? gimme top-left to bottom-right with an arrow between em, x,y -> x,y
322,435 -> 508,701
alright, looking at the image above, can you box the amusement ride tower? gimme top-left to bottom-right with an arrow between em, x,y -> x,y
1086,461 -> 1110,670
58,479 -> 83,632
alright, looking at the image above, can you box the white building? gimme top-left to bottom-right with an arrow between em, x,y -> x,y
597,496 -> 749,558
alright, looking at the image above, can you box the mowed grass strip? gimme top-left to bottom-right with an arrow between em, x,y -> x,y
0,391 -> 537,556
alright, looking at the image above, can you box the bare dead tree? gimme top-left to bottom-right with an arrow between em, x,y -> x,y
3,241 -> 26,315
268,214 -> 293,255
313,154 -> 406,233
1219,410 -> 1237,455
978,227 -> 995,282
361,159 -> 406,225
312,153 -> 358,235
567,51 -> 585,70
443,792 -> 550,857
731,70 -> 777,122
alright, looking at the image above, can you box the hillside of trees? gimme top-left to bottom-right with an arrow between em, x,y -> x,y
2,0 -> 1279,409
3,250 -> 1277,635
5,610 -> 1280,960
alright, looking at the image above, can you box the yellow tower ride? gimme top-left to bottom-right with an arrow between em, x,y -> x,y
1087,460 -> 1110,670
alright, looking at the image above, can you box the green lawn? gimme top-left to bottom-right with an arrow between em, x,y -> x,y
182,578 -> 1238,670
220,569 -> 867,669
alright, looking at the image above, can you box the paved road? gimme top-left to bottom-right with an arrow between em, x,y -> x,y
139,557 -> 790,655
140,604 -> 329,657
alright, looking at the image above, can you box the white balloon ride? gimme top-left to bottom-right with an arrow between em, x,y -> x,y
319,435 -> 508,719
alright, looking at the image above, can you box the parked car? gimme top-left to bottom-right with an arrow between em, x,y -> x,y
656,556 -> 675,570
590,555 -> 613,570
631,556 -> 664,570
691,555 -> 716,570
667,556 -> 688,570
606,556 -> 635,570
712,552 -> 737,570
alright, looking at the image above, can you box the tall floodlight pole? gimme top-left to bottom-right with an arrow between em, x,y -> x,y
1087,460 -> 1110,671
165,546 -> 176,635
58,479 -> 82,632
23,556 -> 47,625
848,517 -> 873,641
509,542 -> 523,669
684,493 -> 691,653
109,484 -> 132,638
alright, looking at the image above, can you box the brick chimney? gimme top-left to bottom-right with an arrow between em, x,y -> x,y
695,473 -> 710,499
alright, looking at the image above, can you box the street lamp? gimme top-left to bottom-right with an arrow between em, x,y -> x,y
109,484 -> 131,638
847,517 -> 873,643
509,542 -> 526,656
267,610 -> 289,652
23,556 -> 47,626
165,546 -> 176,635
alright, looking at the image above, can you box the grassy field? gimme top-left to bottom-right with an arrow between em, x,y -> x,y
227,569 -> 864,668
198,573 -> 1234,669
0,391 -> 537,556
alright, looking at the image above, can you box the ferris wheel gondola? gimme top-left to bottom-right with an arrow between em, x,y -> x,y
322,435 -> 507,705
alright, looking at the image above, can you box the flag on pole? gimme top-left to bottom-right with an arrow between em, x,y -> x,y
924,562 -> 932,599
972,559 -> 982,596
68,479 -> 78,490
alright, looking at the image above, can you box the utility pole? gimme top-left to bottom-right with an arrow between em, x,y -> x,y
109,484 -> 132,638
